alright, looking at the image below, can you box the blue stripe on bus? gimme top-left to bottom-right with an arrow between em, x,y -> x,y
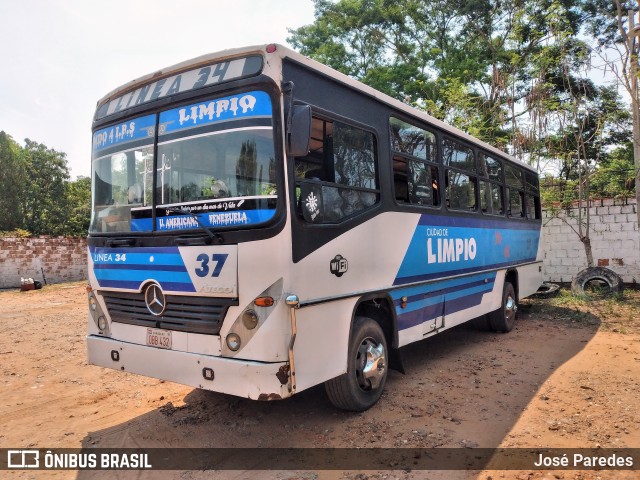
89,246 -> 196,293
392,276 -> 496,313
394,259 -> 534,286
93,263 -> 187,272
397,291 -> 488,331
94,269 -> 192,284
391,275 -> 495,326
98,280 -> 196,292
391,272 -> 496,303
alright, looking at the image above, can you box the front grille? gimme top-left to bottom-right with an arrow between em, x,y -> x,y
100,291 -> 237,335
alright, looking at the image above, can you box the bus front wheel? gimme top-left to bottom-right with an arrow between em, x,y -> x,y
488,281 -> 517,333
325,316 -> 388,411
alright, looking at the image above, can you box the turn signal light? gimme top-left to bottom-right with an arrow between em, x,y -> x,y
254,296 -> 274,308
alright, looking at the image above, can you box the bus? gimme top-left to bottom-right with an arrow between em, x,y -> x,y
87,44 -> 543,411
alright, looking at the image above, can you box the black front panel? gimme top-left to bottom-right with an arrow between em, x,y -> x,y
101,291 -> 237,335
283,59 -> 391,263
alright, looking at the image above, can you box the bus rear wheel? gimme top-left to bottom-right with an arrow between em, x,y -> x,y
325,316 -> 388,411
488,281 -> 517,333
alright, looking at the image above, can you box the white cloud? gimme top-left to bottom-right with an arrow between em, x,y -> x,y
0,0 -> 315,178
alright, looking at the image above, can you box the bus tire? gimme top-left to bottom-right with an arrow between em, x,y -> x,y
324,316 -> 388,412
488,281 -> 517,333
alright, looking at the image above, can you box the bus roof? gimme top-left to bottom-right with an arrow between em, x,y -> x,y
96,43 -> 535,172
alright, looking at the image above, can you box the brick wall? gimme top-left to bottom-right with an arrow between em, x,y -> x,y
542,198 -> 639,284
0,236 -> 87,289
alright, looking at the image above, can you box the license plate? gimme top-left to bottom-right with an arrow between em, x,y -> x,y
146,328 -> 172,349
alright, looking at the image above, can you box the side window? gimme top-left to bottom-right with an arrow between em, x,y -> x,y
525,171 -> 541,220
504,163 -> 525,218
443,137 -> 477,212
508,188 -> 524,218
442,138 -> 476,172
390,117 -> 440,207
447,171 -> 477,210
478,153 -> 504,215
504,164 -> 523,189
479,153 -> 502,181
480,181 -> 504,215
390,117 -> 437,162
295,117 -> 379,224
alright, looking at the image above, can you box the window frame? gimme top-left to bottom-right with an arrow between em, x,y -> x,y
294,113 -> 381,225
442,135 -> 478,213
477,151 -> 505,217
389,116 -> 441,209
524,170 -> 542,221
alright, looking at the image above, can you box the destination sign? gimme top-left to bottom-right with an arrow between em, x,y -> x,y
95,55 -> 263,121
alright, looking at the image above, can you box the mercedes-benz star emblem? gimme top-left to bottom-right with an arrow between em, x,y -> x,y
144,283 -> 167,316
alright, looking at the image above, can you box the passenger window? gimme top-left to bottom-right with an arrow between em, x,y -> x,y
295,117 -> 379,224
390,117 -> 440,208
526,194 -> 541,220
446,171 -> 477,211
504,164 -> 523,188
508,188 -> 524,218
390,117 -> 437,162
393,156 -> 440,206
525,171 -> 539,193
480,181 -> 504,215
479,153 -> 502,181
443,138 -> 476,172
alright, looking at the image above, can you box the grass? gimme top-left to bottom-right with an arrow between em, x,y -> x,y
522,287 -> 640,334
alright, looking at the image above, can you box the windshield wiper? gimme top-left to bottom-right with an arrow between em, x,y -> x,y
165,207 -> 224,245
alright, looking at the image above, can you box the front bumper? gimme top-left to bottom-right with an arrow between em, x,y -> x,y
87,335 -> 291,400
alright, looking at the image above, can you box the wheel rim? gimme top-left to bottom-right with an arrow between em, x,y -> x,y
355,337 -> 386,391
505,294 -> 517,323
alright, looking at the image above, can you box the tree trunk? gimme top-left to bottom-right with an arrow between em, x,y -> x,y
628,10 -> 640,229
581,235 -> 594,267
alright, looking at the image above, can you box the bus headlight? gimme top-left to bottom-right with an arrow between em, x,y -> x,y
97,315 -> 108,331
88,294 -> 98,312
226,333 -> 241,351
242,309 -> 259,330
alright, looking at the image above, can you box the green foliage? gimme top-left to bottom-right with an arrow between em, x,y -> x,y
0,228 -> 31,238
21,139 -> 70,235
0,131 -> 26,230
288,0 -> 633,181
0,131 -> 89,237
64,176 -> 91,237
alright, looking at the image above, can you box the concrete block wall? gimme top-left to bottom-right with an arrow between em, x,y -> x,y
542,198 -> 639,284
0,236 -> 87,289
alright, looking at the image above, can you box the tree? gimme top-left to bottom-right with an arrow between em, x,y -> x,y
288,0 -> 588,156
0,131 -> 26,231
64,176 -> 91,237
583,0 -> 640,226
0,133 -> 91,237
21,139 -> 70,236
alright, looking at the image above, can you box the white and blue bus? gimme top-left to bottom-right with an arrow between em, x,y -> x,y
87,44 -> 542,411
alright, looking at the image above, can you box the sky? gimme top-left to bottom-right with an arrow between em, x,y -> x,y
0,0 -> 316,179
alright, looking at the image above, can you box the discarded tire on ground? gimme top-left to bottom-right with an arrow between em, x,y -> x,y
533,282 -> 560,298
571,267 -> 624,298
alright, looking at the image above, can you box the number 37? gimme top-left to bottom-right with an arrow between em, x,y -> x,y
195,253 -> 228,278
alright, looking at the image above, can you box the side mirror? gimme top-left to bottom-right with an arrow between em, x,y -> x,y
287,104 -> 311,157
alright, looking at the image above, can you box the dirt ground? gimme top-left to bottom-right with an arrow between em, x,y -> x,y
0,282 -> 639,480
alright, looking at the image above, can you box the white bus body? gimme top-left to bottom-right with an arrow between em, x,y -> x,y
87,44 -> 542,411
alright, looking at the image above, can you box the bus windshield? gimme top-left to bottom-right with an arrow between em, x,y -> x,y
90,90 -> 277,234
